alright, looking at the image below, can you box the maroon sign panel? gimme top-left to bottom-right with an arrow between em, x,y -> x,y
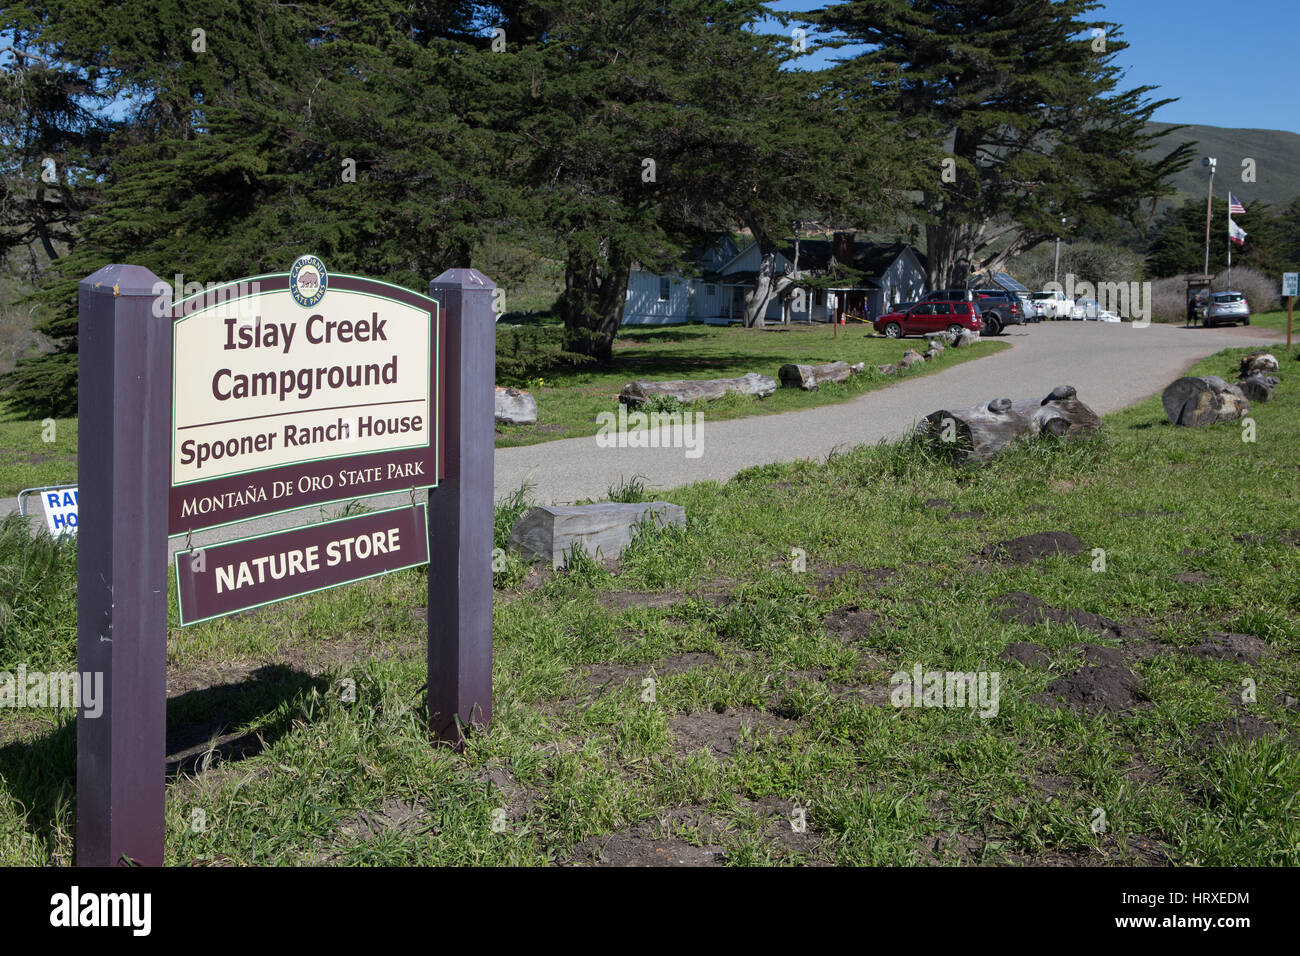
169,271 -> 444,536
175,505 -> 431,625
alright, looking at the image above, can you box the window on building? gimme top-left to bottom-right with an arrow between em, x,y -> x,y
658,278 -> 670,301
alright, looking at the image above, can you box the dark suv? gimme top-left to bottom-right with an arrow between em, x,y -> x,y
970,290 -> 1023,335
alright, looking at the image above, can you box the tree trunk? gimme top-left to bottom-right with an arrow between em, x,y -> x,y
560,244 -> 631,360
921,385 -> 1102,461
1161,376 -> 1251,427
620,372 -> 777,406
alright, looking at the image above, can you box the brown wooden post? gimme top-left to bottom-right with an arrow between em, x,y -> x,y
76,264 -> 171,866
426,269 -> 496,745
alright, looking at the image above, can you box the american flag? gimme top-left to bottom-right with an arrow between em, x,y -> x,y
1229,193 -> 1245,215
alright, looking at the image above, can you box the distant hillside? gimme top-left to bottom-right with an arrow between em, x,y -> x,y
1143,122 -> 1300,209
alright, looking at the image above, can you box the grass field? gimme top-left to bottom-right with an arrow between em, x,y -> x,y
0,324 -> 1004,495
1,344 -> 1297,866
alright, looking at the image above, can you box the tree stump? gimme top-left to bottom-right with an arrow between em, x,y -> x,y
778,361 -> 858,390
508,502 -> 687,568
1235,374 -> 1276,404
1161,376 -> 1251,427
495,386 -> 538,426
920,385 -> 1102,461
620,372 -> 777,406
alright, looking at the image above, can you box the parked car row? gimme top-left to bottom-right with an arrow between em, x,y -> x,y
873,283 -> 1252,340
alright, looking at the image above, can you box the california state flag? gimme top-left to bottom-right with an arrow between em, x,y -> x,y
1229,217 -> 1247,247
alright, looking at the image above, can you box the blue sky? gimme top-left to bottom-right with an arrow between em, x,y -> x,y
767,0 -> 1300,134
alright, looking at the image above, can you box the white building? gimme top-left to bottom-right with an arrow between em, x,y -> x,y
621,234 -> 928,326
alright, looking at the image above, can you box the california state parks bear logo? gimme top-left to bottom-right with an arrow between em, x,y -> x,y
289,255 -> 327,307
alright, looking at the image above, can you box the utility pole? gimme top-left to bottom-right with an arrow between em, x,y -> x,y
1202,156 -> 1217,279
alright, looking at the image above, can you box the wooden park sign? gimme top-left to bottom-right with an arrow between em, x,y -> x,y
76,259 -> 496,866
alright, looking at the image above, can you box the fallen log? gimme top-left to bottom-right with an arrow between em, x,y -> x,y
920,385 -> 1102,461
620,372 -> 776,406
495,386 -> 538,426
1240,352 -> 1279,377
1235,374 -> 1276,404
778,361 -> 859,390
508,501 -> 687,569
1161,375 -> 1251,427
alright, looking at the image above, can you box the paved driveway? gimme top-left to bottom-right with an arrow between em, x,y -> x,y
6,321 -> 1283,558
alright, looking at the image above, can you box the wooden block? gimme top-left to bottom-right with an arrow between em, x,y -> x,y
508,501 -> 687,568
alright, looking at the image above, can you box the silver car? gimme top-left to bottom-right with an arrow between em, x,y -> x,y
1203,291 -> 1250,327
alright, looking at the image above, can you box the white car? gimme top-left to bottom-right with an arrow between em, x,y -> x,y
1031,290 -> 1070,319
1071,298 -> 1122,322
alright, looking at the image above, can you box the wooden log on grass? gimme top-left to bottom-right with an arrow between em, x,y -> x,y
1161,376 -> 1251,427
620,372 -> 776,406
508,502 -> 687,569
1235,374 -> 1276,404
920,385 -> 1102,461
1240,352 -> 1279,377
778,361 -> 863,390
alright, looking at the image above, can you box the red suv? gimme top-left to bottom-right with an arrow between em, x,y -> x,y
873,300 -> 984,339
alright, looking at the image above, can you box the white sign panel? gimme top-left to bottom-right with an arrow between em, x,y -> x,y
40,486 -> 79,537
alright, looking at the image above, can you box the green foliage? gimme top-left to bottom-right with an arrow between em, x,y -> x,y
495,326 -> 594,385
0,515 -> 78,669
811,0 -> 1194,285
605,474 -> 650,503
638,394 -> 686,416
1145,197 -> 1300,278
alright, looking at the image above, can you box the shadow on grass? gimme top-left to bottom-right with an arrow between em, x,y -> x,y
0,664 -> 326,854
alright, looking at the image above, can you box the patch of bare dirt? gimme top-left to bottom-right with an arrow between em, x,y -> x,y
1186,632 -> 1269,663
479,764 -> 539,822
1173,571 -> 1213,585
669,707 -> 798,758
568,796 -> 824,866
996,593 -> 1161,659
1197,715 -> 1281,749
983,532 -> 1087,564
1234,529 -> 1300,548
496,564 -> 555,604
581,652 -> 719,695
923,498 -> 953,510
944,510 -> 984,520
824,604 -> 880,643
337,798 -> 428,841
1001,641 -> 1050,667
1038,664 -> 1146,714
811,564 -> 896,591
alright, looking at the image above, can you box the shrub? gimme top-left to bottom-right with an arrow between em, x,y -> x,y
495,325 -> 593,385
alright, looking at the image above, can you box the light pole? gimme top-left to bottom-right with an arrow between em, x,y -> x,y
1053,217 -> 1067,286
1202,156 -> 1217,278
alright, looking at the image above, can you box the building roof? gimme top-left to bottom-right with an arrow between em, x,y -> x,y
778,240 -> 917,278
